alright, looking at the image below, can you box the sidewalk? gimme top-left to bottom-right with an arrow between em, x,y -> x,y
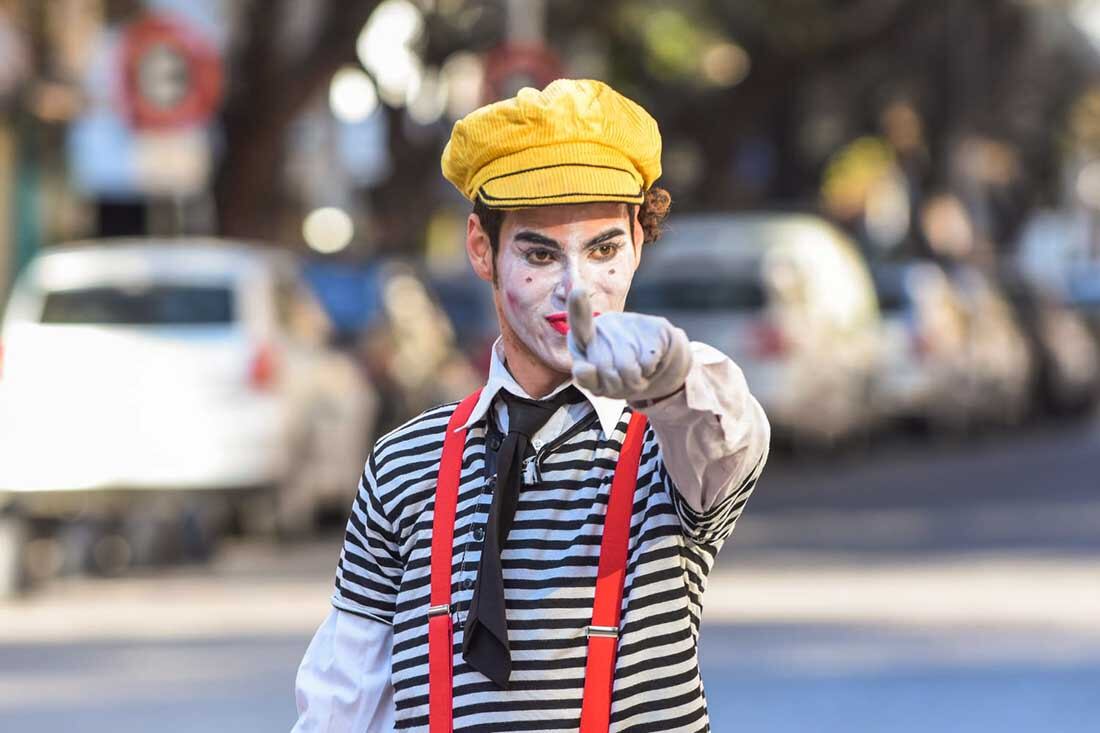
3,537 -> 1098,648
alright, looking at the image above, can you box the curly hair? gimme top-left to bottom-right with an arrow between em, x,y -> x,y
472,186 -> 673,260
637,186 -> 672,244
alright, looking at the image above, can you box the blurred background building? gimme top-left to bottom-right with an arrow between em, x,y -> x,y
3,0 -> 1100,271
2,1 -> 1100,731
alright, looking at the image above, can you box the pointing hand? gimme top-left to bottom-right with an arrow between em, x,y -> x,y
567,287 -> 692,404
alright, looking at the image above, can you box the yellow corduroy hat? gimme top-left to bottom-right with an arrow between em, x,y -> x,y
441,79 -> 662,209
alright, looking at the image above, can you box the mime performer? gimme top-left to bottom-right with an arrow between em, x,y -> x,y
293,78 -> 770,733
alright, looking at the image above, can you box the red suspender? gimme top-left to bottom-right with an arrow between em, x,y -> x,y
578,410 -> 648,733
429,389 -> 482,733
428,392 -> 648,733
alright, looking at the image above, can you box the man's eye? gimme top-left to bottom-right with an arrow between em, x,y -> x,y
592,243 -> 622,260
526,249 -> 556,264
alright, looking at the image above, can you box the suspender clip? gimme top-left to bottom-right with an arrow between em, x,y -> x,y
428,604 -> 451,618
586,625 -> 619,639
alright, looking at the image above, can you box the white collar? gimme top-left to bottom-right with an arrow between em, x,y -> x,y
456,337 -> 626,438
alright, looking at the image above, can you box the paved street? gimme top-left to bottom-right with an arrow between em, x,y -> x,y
2,419 -> 1099,732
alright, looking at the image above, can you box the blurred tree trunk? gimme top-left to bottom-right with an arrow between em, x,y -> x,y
367,108 -> 447,254
214,0 -> 380,240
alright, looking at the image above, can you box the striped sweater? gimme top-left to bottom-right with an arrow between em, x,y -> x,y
333,397 -> 764,732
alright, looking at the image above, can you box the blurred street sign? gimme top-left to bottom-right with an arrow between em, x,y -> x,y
69,112 -> 212,197
483,43 -> 563,101
133,128 -> 212,195
120,14 -> 223,129
67,5 -> 229,201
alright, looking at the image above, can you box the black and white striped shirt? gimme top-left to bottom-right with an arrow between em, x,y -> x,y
330,342 -> 768,732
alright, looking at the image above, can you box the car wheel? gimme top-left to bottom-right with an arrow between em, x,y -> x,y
125,504 -> 220,567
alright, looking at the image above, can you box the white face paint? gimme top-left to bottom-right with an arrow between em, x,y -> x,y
492,203 -> 642,375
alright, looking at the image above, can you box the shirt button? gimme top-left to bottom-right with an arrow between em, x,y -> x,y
532,438 -> 544,450
488,436 -> 501,451
463,577 -> 475,590
473,525 -> 485,541
485,476 -> 496,493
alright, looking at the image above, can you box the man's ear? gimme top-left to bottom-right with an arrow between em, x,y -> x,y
466,213 -> 495,284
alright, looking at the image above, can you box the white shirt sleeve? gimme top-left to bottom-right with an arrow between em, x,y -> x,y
636,341 -> 770,515
292,607 -> 396,733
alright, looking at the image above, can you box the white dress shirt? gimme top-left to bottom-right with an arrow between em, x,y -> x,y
293,337 -> 769,732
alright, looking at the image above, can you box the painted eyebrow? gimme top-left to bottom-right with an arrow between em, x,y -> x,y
584,228 -> 628,247
513,231 -> 562,249
512,227 -> 628,249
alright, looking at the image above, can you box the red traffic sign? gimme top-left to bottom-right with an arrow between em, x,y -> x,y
120,14 -> 223,129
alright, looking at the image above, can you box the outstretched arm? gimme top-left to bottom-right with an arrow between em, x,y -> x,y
568,288 -> 770,517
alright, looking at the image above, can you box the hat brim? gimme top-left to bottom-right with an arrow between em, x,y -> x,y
472,142 -> 645,210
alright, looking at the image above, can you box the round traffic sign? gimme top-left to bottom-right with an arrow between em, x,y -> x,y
120,14 -> 223,129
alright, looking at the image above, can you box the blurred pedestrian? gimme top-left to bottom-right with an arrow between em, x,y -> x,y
293,79 -> 770,732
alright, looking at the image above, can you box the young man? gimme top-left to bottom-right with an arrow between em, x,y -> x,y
293,79 -> 770,732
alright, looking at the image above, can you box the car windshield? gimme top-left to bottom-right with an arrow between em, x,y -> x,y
39,285 -> 235,325
628,278 -> 766,312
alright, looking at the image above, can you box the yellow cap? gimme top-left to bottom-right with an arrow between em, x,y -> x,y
441,79 -> 662,209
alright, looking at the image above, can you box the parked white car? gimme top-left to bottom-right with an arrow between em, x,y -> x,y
628,212 -> 882,446
0,240 -> 377,588
946,265 -> 1034,427
870,261 -> 973,433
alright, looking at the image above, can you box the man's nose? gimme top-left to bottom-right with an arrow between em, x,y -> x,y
556,262 -> 588,304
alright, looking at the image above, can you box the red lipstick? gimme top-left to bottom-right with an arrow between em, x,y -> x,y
545,310 -> 600,335
545,313 -> 569,334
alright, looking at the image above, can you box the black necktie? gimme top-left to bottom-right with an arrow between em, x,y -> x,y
461,386 -> 584,688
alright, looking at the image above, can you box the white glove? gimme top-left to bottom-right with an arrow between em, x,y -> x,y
567,287 -> 693,404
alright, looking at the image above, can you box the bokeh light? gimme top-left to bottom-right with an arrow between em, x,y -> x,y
329,66 -> 379,124
356,0 -> 425,108
700,42 -> 750,87
302,207 -> 354,254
